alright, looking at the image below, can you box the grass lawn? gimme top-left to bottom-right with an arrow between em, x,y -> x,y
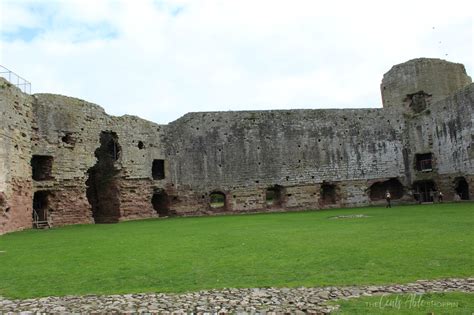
331,292 -> 474,314
0,202 -> 473,299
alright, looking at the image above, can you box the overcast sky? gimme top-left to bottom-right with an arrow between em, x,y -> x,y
0,0 -> 472,124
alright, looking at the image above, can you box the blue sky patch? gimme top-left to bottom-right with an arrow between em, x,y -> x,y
171,6 -> 184,16
70,22 -> 119,43
1,27 -> 42,42
152,0 -> 185,17
1,2 -> 119,43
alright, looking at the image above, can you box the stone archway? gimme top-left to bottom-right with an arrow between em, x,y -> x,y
209,191 -> 226,210
369,178 -> 404,201
454,177 -> 470,200
266,185 -> 284,208
320,183 -> 337,205
33,191 -> 50,222
152,190 -> 170,217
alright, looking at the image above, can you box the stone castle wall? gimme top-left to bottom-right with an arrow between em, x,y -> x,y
30,94 -> 169,226
0,58 -> 472,234
403,84 -> 474,200
165,108 -> 408,214
0,79 -> 34,234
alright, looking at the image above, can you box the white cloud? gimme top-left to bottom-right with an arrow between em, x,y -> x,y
0,0 -> 472,124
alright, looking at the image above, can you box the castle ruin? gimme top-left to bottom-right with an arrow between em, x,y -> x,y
1,58 -> 473,234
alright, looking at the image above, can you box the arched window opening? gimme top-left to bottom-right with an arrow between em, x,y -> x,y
210,191 -> 226,209
266,185 -> 283,208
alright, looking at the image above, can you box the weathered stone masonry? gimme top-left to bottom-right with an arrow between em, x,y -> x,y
0,58 -> 473,234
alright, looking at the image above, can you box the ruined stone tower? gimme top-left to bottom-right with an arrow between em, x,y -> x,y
381,58 -> 472,109
1,58 -> 473,234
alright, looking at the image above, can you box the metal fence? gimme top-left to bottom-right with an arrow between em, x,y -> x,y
0,65 -> 31,94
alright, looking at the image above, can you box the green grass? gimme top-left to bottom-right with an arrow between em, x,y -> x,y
331,292 -> 474,314
0,203 -> 473,299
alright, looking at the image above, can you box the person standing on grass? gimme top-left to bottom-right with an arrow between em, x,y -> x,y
438,191 -> 443,203
385,190 -> 392,208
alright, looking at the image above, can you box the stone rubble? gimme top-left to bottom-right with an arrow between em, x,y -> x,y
1,278 -> 472,314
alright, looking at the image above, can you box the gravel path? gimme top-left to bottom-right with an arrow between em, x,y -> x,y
1,278 -> 473,313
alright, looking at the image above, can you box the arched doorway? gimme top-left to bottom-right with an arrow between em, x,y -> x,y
33,191 -> 50,222
369,178 -> 404,201
266,185 -> 283,208
209,191 -> 226,210
320,183 -> 337,205
454,177 -> 470,200
152,190 -> 170,217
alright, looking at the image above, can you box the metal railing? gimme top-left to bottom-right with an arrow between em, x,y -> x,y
33,209 -> 40,224
33,209 -> 50,228
0,65 -> 31,94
